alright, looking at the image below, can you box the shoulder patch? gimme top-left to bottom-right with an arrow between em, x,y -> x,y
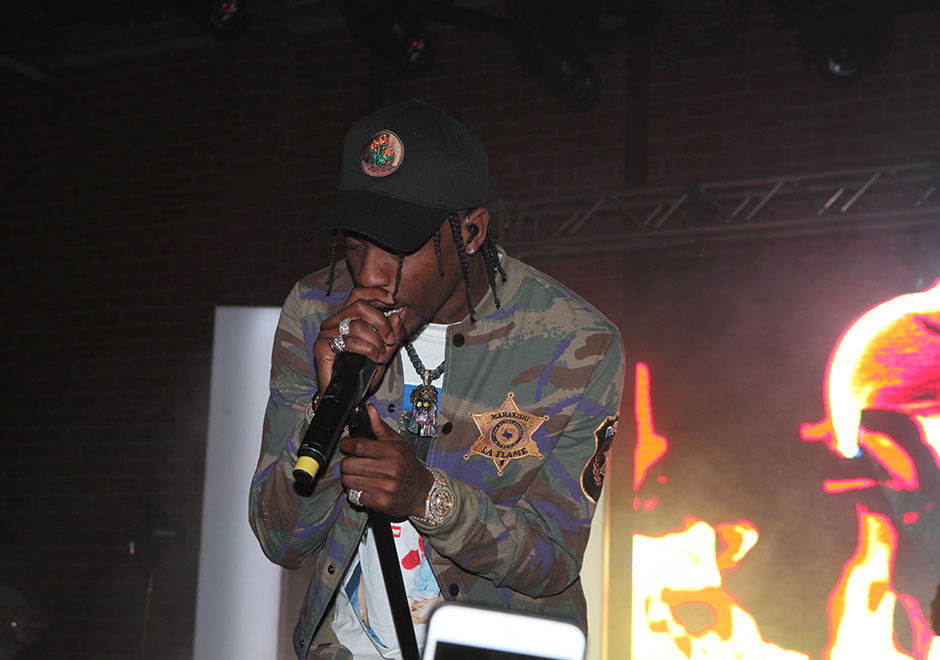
582,415 -> 617,503
465,392 -> 547,475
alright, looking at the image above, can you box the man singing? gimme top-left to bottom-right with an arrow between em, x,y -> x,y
250,99 -> 624,659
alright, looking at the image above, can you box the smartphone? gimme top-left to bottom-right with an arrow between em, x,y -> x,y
423,603 -> 586,660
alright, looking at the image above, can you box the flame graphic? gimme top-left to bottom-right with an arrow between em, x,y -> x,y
823,504 -> 940,660
632,349 -> 940,659
635,362 -> 667,498
633,364 -> 808,658
800,278 -> 940,466
633,517 -> 809,659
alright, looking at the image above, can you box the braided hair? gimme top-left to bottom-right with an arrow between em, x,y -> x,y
443,212 -> 506,322
325,210 -> 507,321
325,231 -> 337,294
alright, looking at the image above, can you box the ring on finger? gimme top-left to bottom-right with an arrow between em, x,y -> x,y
347,488 -> 363,507
338,317 -> 355,336
330,334 -> 346,353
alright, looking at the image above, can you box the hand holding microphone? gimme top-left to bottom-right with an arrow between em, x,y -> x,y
292,352 -> 379,483
293,288 -> 407,484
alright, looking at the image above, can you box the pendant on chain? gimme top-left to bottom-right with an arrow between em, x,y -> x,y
408,379 -> 439,437
405,343 -> 444,438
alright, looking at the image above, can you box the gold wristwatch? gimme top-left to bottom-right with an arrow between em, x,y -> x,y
410,469 -> 455,527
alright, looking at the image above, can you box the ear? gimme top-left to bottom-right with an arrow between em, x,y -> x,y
463,208 -> 489,255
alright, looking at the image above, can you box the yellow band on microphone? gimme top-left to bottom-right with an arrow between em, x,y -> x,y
293,455 -> 321,481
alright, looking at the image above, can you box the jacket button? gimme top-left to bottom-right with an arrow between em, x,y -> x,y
327,565 -> 335,574
452,333 -> 465,347
448,583 -> 459,597
388,403 -> 396,414
441,422 -> 453,434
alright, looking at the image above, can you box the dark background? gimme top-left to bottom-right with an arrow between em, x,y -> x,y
2,1 -> 939,658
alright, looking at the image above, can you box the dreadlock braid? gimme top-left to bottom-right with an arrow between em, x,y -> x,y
447,213 -> 477,322
326,231 -> 337,295
433,229 -> 444,276
392,253 -> 404,299
480,230 -> 506,309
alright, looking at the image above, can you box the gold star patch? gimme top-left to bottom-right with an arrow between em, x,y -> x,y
465,392 -> 547,475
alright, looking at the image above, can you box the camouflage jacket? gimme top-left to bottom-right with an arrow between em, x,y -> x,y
249,251 -> 625,659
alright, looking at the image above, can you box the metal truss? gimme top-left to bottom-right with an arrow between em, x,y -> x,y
493,159 -> 940,260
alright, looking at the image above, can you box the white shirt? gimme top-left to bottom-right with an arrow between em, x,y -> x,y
332,323 -> 448,658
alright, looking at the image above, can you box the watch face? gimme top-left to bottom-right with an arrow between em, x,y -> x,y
418,473 -> 454,525
430,489 -> 454,519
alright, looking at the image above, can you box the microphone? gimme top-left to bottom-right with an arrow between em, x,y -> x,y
293,352 -> 379,485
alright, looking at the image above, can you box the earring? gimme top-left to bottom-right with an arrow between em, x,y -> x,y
467,247 -> 475,255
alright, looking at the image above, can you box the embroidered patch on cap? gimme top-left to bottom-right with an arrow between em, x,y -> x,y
581,415 -> 617,503
361,130 -> 404,177
465,392 -> 547,475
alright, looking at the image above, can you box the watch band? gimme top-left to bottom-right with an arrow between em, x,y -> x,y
410,469 -> 455,527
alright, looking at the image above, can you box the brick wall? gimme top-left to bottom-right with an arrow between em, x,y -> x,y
1,2 -> 938,658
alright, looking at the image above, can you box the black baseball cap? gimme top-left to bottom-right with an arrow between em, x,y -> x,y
309,100 -> 488,253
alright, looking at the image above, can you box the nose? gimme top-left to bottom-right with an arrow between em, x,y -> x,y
356,244 -> 396,290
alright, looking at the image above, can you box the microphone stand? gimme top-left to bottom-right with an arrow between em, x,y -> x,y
346,403 -> 422,660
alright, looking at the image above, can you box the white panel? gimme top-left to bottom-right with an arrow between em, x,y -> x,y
582,488 -> 607,660
194,306 -> 285,660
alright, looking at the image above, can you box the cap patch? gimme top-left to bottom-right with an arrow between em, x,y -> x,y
361,130 -> 404,177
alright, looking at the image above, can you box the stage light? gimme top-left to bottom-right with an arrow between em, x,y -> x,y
0,585 -> 48,656
512,25 -> 601,112
798,0 -> 893,84
403,35 -> 430,69
342,0 -> 434,75
210,0 -> 244,31
392,22 -> 433,73
177,0 -> 246,34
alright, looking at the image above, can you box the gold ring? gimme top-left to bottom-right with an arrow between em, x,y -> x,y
330,334 -> 346,353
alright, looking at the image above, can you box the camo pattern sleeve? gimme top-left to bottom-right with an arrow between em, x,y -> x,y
412,253 -> 626,627
248,269 -> 369,572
